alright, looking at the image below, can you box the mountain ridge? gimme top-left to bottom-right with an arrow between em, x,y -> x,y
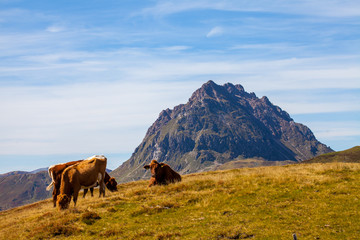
0,170 -> 51,211
112,80 -> 333,183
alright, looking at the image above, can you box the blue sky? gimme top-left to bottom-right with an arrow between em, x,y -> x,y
0,0 -> 359,173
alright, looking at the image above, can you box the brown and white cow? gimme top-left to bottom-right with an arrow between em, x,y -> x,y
143,160 -> 181,187
47,159 -> 117,207
57,155 -> 107,210
46,160 -> 83,207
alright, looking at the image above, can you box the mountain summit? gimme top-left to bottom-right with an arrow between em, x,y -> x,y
112,81 -> 333,182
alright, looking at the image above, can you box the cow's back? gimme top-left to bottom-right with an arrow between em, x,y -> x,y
52,160 -> 83,178
161,164 -> 181,184
167,167 -> 181,182
76,157 -> 106,175
71,157 -> 107,186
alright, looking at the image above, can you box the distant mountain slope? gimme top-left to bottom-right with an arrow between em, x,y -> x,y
0,168 -> 48,178
0,171 -> 28,178
0,171 -> 51,211
112,81 -> 333,183
303,146 -> 360,163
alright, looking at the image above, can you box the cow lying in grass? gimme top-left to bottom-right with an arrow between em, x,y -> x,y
47,158 -> 117,207
57,155 -> 107,210
143,160 -> 181,187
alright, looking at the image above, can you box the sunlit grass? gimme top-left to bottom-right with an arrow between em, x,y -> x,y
0,162 -> 359,239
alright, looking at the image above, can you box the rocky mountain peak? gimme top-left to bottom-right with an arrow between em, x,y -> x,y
112,81 -> 333,183
189,80 -> 220,101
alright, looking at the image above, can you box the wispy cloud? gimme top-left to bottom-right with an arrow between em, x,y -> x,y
206,26 -> 223,38
0,81 -> 197,155
46,25 -> 65,33
304,121 -> 360,139
159,46 -> 192,52
0,0 -> 359,171
139,0 -> 360,17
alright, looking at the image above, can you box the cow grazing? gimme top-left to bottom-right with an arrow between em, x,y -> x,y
83,171 -> 118,198
143,160 -> 181,187
46,160 -> 83,207
57,155 -> 107,210
47,159 -> 118,207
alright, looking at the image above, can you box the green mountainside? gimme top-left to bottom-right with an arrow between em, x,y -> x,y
112,81 -> 333,183
303,146 -> 360,163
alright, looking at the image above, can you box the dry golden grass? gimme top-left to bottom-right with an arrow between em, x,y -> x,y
0,162 -> 359,239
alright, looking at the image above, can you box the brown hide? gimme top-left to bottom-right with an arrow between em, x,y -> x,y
57,156 -> 107,210
48,160 -> 117,206
104,172 -> 118,192
143,160 -> 181,187
47,160 -> 83,207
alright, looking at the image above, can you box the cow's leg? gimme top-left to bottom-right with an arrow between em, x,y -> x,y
99,174 -> 105,197
90,187 -> 94,197
52,188 -> 57,207
83,189 -> 88,198
72,184 -> 81,207
148,177 -> 157,187
99,183 -> 104,197
73,190 -> 80,207
102,181 -> 106,197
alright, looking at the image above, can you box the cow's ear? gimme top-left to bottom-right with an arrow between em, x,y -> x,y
144,165 -> 150,169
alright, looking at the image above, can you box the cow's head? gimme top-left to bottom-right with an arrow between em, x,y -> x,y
106,177 -> 118,192
57,194 -> 71,210
143,160 -> 165,178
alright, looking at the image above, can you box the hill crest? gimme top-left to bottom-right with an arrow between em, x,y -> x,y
303,146 -> 360,163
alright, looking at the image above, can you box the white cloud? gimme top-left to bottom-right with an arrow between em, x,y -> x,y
1,45 -> 359,91
304,121 -> 360,139
0,81 -> 197,155
159,46 -> 192,51
206,26 -> 223,38
0,0 -> 359,165
138,0 -> 360,18
1,55 -> 358,155
46,25 -> 65,33
275,102 -> 360,115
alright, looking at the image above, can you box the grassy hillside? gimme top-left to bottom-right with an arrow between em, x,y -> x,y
304,146 -> 360,163
1,163 -> 359,239
213,158 -> 296,171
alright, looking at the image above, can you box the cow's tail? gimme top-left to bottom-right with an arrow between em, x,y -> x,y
46,181 -> 54,191
46,167 -> 55,191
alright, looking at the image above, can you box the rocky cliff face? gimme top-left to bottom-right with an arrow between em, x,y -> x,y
112,81 -> 333,183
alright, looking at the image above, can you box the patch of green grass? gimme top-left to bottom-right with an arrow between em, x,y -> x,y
1,163 -> 360,239
305,146 -> 360,163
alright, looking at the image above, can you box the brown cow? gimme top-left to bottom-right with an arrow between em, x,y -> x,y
143,160 -> 181,187
57,155 -> 107,210
47,159 -> 118,207
46,160 -> 83,207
